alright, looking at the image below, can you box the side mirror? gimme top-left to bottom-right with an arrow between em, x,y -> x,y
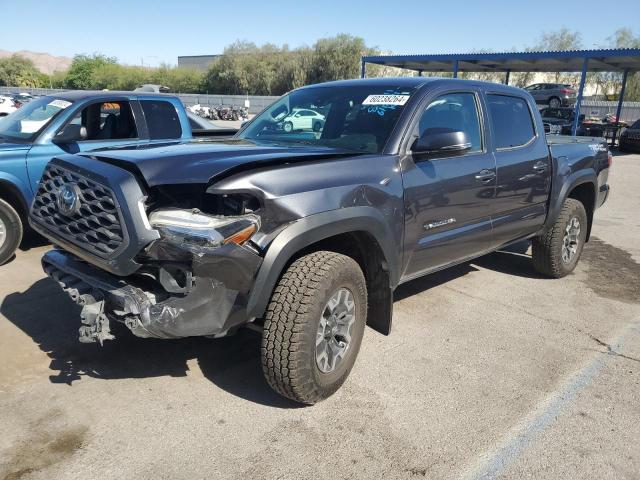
412,128 -> 471,157
54,124 -> 87,144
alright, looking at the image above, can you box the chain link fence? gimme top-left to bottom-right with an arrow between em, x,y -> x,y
0,86 -> 279,115
1,86 -> 639,122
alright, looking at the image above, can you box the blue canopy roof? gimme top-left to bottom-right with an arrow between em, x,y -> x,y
362,49 -> 640,73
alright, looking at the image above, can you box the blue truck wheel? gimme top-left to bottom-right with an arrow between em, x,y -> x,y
0,198 -> 22,265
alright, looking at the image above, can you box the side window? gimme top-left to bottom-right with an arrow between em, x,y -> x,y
66,101 -> 138,141
140,100 -> 182,140
415,92 -> 483,153
487,94 -> 536,149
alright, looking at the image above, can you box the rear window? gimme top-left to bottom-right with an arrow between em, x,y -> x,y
487,95 -> 536,149
140,100 -> 182,140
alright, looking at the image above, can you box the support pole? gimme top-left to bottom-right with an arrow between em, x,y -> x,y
612,69 -> 630,147
418,69 -> 423,77
571,58 -> 589,136
615,69 -> 629,123
452,60 -> 459,78
504,70 -> 511,85
361,60 -> 366,79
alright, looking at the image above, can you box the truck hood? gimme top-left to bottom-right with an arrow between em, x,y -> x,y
81,139 -> 363,187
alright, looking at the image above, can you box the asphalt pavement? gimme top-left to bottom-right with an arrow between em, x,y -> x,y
0,153 -> 638,480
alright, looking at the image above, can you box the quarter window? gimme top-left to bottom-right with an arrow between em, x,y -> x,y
415,92 -> 483,153
140,100 -> 182,140
487,95 -> 536,149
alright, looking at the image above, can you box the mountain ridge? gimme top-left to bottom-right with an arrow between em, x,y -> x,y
0,50 -> 72,75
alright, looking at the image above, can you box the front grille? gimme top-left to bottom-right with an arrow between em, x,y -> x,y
31,165 -> 125,258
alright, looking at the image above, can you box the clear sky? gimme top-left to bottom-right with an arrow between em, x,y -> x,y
2,0 -> 639,66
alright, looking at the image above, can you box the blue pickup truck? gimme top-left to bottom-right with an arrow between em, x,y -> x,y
0,90 -> 231,264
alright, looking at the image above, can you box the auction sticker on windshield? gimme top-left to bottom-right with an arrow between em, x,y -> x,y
362,94 -> 410,106
49,99 -> 72,109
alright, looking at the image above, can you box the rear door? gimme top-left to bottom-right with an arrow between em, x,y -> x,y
401,88 -> 497,280
485,93 -> 551,247
139,99 -> 186,144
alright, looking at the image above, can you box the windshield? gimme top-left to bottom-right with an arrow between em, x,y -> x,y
0,96 -> 72,143
238,84 -> 418,153
631,119 -> 640,129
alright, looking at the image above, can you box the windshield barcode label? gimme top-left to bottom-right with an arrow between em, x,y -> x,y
362,94 -> 410,106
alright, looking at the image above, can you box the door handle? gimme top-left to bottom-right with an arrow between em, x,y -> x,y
475,169 -> 496,182
533,161 -> 548,172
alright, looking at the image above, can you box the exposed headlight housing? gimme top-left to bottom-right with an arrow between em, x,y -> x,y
148,208 -> 260,252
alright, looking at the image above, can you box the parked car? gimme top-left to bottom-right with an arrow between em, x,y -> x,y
0,91 -> 236,264
0,96 -> 18,116
525,83 -> 577,108
30,78 -> 610,404
133,84 -> 171,93
11,92 -> 35,107
281,107 -> 325,132
618,118 -> 640,152
540,107 -> 584,135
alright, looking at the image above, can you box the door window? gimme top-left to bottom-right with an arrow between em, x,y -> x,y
487,94 -> 536,149
414,92 -> 483,153
140,100 -> 182,140
65,101 -> 138,141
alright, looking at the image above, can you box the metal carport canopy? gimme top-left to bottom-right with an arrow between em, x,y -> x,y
361,49 -> 640,73
361,48 -> 640,136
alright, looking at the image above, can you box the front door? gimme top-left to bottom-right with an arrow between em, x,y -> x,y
401,91 -> 497,280
26,100 -> 142,194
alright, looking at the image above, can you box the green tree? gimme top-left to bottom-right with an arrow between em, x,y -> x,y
0,55 -> 49,87
91,63 -> 150,91
151,65 -> 203,93
596,28 -> 640,101
308,34 -> 368,84
65,53 -> 117,89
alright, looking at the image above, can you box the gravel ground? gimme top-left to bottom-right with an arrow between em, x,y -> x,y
0,152 -> 638,480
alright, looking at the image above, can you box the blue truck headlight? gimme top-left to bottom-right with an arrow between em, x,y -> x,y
148,208 -> 260,250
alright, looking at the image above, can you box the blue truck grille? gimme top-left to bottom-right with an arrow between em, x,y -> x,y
31,165 -> 125,258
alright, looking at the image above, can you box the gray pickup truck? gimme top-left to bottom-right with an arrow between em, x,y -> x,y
29,78 -> 610,404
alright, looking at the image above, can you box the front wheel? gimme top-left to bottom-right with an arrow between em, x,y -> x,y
261,251 -> 367,404
283,121 -> 293,133
532,198 -> 588,278
0,198 -> 23,265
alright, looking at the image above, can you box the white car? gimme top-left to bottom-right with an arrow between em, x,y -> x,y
282,108 -> 325,132
0,96 -> 18,117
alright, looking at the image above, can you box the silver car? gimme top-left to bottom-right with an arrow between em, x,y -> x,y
525,83 -> 577,108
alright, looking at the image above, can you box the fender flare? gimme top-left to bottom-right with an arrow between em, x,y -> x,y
544,168 -> 597,232
246,207 -> 401,319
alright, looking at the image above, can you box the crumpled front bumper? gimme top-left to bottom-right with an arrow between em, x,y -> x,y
42,247 -> 262,343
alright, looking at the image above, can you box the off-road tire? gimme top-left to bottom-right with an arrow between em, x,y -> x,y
261,251 -> 367,405
0,198 -> 22,266
532,198 -> 587,278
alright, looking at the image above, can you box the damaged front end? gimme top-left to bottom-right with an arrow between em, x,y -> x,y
42,206 -> 264,344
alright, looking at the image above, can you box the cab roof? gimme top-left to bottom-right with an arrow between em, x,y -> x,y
47,90 -> 179,102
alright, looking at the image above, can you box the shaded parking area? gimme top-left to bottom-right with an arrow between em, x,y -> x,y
0,153 -> 638,480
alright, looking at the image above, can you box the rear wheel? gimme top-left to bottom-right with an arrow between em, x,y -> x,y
0,198 -> 23,265
532,198 -> 587,278
261,251 -> 367,404
549,97 -> 561,108
313,121 -> 322,132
